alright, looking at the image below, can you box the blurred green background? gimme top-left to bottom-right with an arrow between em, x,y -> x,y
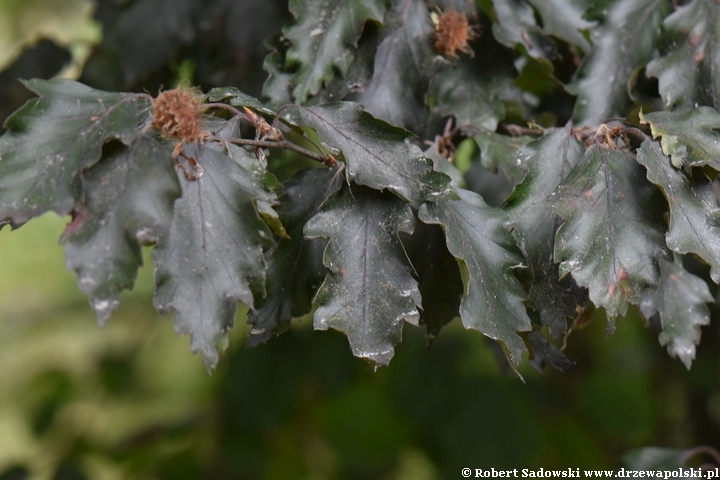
0,1 -> 719,479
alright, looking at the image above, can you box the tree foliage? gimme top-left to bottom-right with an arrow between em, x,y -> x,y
2,0 -> 720,375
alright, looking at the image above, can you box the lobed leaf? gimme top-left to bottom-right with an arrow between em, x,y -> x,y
640,107 -> 720,170
284,0 -> 388,104
246,166 -> 345,347
63,137 -> 180,325
359,0 -> 436,133
153,142 -> 276,370
262,36 -> 295,109
424,146 -> 464,188
640,254 -> 713,369
491,0 -> 559,59
0,78 -> 145,228
302,22 -> 379,106
549,144 -> 668,320
646,0 -> 720,112
526,0 -> 594,53
636,139 -> 720,283
296,102 -> 453,208
419,189 -> 532,367
430,64 -> 506,132
504,127 -> 584,338
402,220 -> 463,339
527,330 -> 575,373
568,0 -> 669,126
304,186 -> 421,367
472,129 -> 534,183
206,86 -> 277,117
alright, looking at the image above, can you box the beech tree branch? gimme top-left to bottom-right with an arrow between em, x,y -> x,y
225,138 -> 336,166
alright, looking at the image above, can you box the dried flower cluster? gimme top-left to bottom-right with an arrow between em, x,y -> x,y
433,9 -> 480,58
151,88 -> 204,145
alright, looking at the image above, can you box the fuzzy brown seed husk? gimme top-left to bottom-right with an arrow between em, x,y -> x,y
434,9 -> 480,58
152,89 -> 203,144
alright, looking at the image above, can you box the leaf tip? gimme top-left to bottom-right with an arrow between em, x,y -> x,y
91,297 -> 119,327
245,325 -> 273,348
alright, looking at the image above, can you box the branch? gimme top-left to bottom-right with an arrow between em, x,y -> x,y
225,138 -> 336,167
202,102 -> 252,121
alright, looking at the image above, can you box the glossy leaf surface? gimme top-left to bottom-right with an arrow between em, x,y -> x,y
504,127 -> 584,337
153,143 -> 276,369
641,255 -> 713,369
636,139 -> 720,283
419,189 -> 532,366
549,144 -> 668,319
246,166 -> 344,347
63,137 -> 180,325
284,0 -> 387,103
305,186 -> 421,366
359,0 -> 436,133
526,0 -> 594,53
646,0 -> 720,112
491,0 -> 558,59
640,108 -> 720,169
297,103 -> 452,208
0,79 -> 144,228
569,0 -> 669,126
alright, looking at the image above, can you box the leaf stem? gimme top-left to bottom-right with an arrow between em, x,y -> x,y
202,102 -> 248,119
225,138 -> 336,167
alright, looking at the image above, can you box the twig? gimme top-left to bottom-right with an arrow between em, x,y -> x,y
500,123 -> 544,137
201,102 -> 249,119
226,138 -> 336,166
272,104 -> 330,158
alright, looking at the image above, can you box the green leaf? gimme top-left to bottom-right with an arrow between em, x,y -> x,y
359,0 -> 436,133
636,139 -> 720,283
490,0 -> 559,59
0,79 -> 145,228
549,144 -> 668,319
296,103 -> 453,208
504,128 -> 584,337
62,137 -> 180,325
641,254 -> 713,369
526,0 -> 594,53
419,189 -> 532,366
284,0 -> 388,103
153,143 -> 275,370
304,186 -> 421,367
640,107 -> 720,169
568,0 -> 669,126
646,0 -> 720,112
430,64 -> 506,132
246,166 -> 345,347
